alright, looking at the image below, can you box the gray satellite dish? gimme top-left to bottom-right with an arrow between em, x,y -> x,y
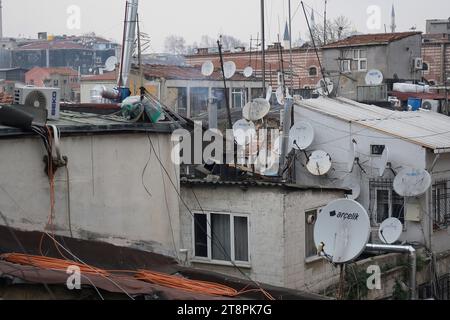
223,61 -> 236,79
288,121 -> 315,151
105,56 -> 118,72
243,98 -> 271,121
233,119 -> 256,146
393,167 -> 432,197
314,199 -> 371,264
306,150 -> 332,176
316,78 -> 334,96
201,61 -> 214,77
365,69 -> 384,86
265,86 -> 273,102
275,86 -> 284,105
378,217 -> 403,244
378,146 -> 390,177
243,66 -> 254,78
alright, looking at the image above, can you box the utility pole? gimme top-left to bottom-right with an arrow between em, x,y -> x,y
288,0 -> 293,91
261,0 -> 266,94
323,0 -> 327,45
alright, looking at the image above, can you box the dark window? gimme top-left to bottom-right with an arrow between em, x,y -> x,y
190,87 -> 209,117
167,87 -> 187,117
234,216 -> 249,261
194,214 -> 208,258
370,179 -> 405,225
433,181 -> 450,228
211,213 -> 231,261
212,88 -> 229,110
309,67 -> 318,77
371,145 -> 386,155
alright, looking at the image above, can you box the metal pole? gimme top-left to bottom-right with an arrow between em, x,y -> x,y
261,0 -> 266,94
217,40 -> 233,130
288,0 -> 293,91
365,244 -> 417,300
323,0 -> 327,45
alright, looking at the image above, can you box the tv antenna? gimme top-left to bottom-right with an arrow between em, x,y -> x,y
201,61 -> 215,77
306,150 -> 332,176
243,98 -> 271,121
288,121 -> 314,151
393,167 -> 432,197
233,119 -> 256,146
378,217 -> 403,244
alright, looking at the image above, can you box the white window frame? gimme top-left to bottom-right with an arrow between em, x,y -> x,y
372,187 -> 405,227
231,88 -> 247,109
340,59 -> 351,73
304,207 -> 323,261
353,49 -> 367,72
192,211 -> 251,267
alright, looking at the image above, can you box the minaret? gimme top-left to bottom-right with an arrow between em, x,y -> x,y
283,21 -> 290,49
311,10 -> 316,28
390,4 -> 396,33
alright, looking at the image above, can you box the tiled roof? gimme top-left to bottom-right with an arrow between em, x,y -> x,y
323,32 -> 422,49
18,40 -> 88,50
81,72 -> 117,82
28,67 -> 78,76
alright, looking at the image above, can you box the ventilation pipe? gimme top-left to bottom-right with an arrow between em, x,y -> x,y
365,244 -> 417,300
118,0 -> 139,88
279,97 -> 293,175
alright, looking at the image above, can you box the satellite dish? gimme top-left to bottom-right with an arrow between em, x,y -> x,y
378,146 -> 390,177
105,56 -> 118,72
314,199 -> 371,264
275,86 -> 284,105
288,121 -> 315,151
233,119 -> 256,146
316,78 -> 334,96
365,69 -> 384,86
348,140 -> 358,173
243,66 -> 254,78
243,98 -> 271,121
201,61 -> 214,77
223,61 -> 236,79
343,175 -> 361,200
265,86 -> 273,102
378,217 -> 403,244
393,167 -> 432,197
306,150 -> 332,176
255,144 -> 280,177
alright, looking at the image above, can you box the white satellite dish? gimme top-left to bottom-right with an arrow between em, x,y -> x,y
378,217 -> 403,244
393,167 -> 432,197
288,121 -> 315,151
243,66 -> 254,78
201,61 -> 214,77
233,119 -> 256,146
265,86 -> 273,102
223,61 -> 236,79
378,146 -> 390,177
242,98 -> 271,121
347,140 -> 358,173
275,86 -> 284,105
347,181 -> 361,200
255,145 -> 280,177
105,56 -> 118,72
306,150 -> 332,176
314,199 -> 371,264
316,78 -> 334,96
365,69 -> 384,86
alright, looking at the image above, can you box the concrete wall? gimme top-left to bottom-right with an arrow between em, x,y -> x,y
0,133 -> 180,258
387,35 -> 422,80
80,80 -> 116,103
179,184 -> 344,289
293,105 -> 431,247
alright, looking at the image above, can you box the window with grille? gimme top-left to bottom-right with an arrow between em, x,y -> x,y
369,179 -> 405,225
432,181 -> 450,228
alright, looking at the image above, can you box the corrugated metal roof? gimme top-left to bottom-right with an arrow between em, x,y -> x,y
323,32 -> 421,49
297,97 -> 450,152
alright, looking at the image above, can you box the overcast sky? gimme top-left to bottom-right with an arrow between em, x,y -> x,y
3,0 -> 450,51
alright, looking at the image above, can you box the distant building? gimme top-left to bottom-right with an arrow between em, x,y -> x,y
426,18 -> 450,35
80,71 -> 118,103
321,32 -> 423,101
0,67 -> 27,82
25,67 -> 80,102
129,64 -> 264,118
422,33 -> 450,86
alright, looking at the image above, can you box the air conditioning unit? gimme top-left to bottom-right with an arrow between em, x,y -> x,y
13,86 -> 60,120
421,99 -> 440,112
413,58 -> 424,70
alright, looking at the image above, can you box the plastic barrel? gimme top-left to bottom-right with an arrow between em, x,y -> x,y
407,98 -> 422,111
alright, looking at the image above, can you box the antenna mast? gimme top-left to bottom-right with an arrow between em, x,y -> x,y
323,0 -> 327,45
288,0 -> 293,90
261,0 -> 266,94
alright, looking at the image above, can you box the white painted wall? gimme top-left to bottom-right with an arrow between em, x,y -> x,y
0,133 -> 180,258
293,104 -> 450,253
179,184 -> 343,290
80,81 -> 116,103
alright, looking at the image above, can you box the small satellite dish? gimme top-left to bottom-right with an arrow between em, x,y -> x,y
243,98 -> 271,121
233,119 -> 256,146
265,86 -> 273,102
314,199 -> 371,264
365,69 -> 384,86
243,66 -> 254,78
316,78 -> 334,96
105,56 -> 118,72
306,150 -> 332,176
348,140 -> 358,173
223,61 -> 236,79
275,86 -> 284,105
288,121 -> 315,151
378,146 -> 389,177
378,217 -> 403,244
201,61 -> 214,77
343,175 -> 361,200
393,167 -> 432,197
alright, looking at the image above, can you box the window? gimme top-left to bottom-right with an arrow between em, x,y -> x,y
251,88 -> 264,100
232,88 -> 247,109
340,60 -> 351,73
353,49 -> 367,72
371,145 -> 386,156
433,181 -> 450,228
167,87 -> 187,117
193,212 -> 249,264
211,88 -> 229,110
190,87 -> 209,117
305,209 -> 319,258
308,66 -> 318,77
53,80 -> 59,86
370,179 -> 405,224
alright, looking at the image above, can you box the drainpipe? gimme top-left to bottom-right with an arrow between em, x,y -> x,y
365,244 -> 417,300
280,97 -> 293,177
